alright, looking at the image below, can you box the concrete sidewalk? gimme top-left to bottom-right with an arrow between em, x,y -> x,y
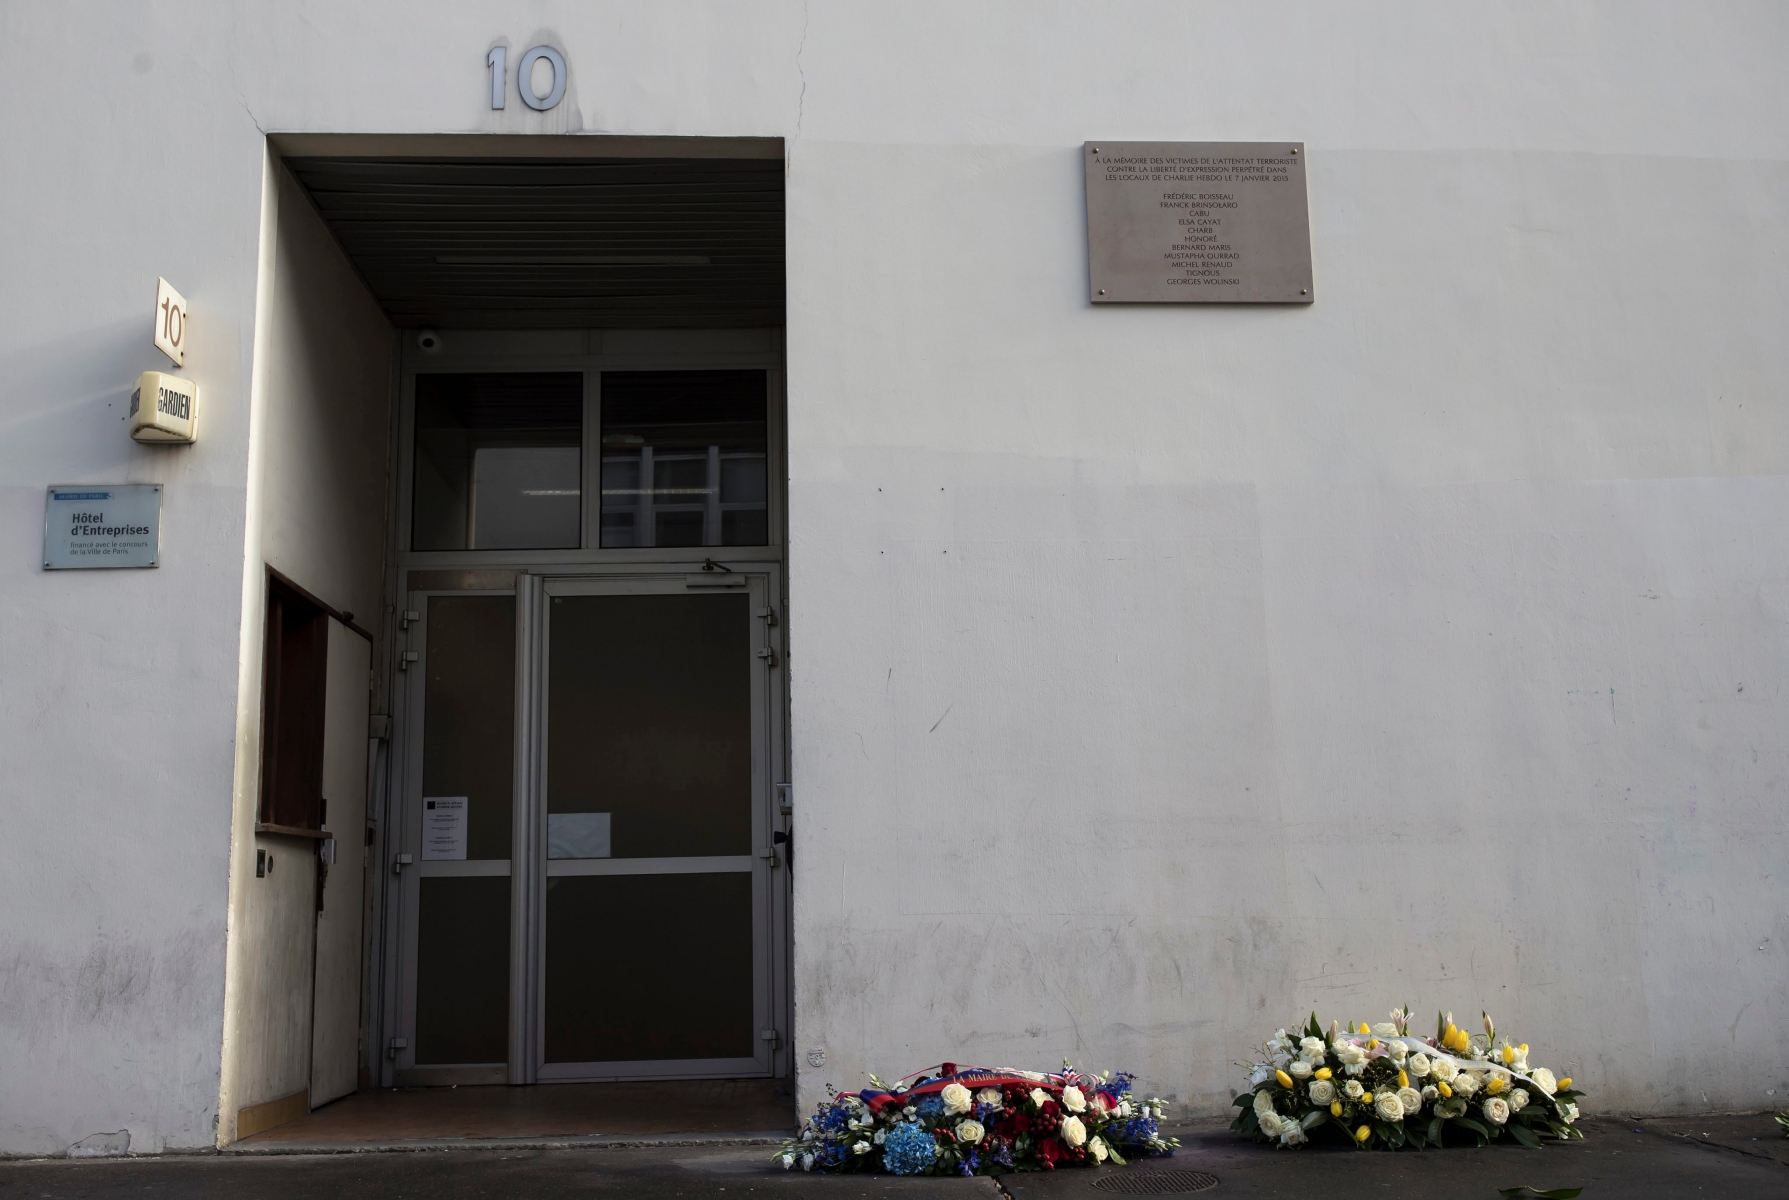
0,1116 -> 1783,1198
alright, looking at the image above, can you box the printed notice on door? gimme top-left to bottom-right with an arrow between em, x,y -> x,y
1084,142 -> 1313,304
422,797 -> 468,860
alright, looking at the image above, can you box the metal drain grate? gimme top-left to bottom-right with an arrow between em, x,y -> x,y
1090,1169 -> 1219,1195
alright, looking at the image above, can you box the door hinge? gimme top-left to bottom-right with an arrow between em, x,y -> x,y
757,846 -> 779,867
399,651 -> 419,670
776,782 -> 793,815
760,1028 -> 781,1048
756,646 -> 779,667
392,853 -> 413,875
757,606 -> 778,626
400,609 -> 421,630
387,1036 -> 408,1058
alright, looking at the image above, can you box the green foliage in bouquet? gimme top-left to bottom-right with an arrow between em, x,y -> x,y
1231,1007 -> 1584,1151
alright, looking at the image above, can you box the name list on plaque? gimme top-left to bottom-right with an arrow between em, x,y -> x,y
1085,141 -> 1313,304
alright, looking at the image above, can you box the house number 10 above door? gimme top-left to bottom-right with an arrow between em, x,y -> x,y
488,44 -> 567,111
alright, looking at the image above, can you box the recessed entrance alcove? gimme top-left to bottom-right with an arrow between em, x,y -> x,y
235,133 -> 792,1147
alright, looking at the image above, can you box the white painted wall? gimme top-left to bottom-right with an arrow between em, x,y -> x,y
0,1 -> 1783,1153
217,160 -> 392,1142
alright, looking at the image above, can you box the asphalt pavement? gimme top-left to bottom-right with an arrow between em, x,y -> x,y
0,1116 -> 1783,1199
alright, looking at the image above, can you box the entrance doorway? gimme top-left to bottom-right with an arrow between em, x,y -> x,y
262,142 -> 792,1122
383,345 -> 790,1088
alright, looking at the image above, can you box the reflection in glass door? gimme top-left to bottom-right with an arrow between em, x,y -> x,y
538,576 -> 774,1079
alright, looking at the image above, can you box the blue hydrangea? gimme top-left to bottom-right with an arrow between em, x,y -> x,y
881,1122 -> 937,1175
915,1096 -> 946,1119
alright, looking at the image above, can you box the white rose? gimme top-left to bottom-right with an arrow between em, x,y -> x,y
955,1119 -> 985,1144
1116,1100 -> 1132,1117
1561,1102 -> 1579,1123
1482,1096 -> 1510,1126
1431,1056 -> 1459,1083
1388,1040 -> 1410,1065
1507,1088 -> 1529,1112
1529,1068 -> 1557,1095
853,1140 -> 871,1154
976,1087 -> 1003,1108
1299,1036 -> 1326,1060
1453,1073 -> 1480,1098
1307,1080 -> 1335,1106
1372,1022 -> 1399,1038
1089,1136 -> 1108,1163
1375,1093 -> 1405,1122
941,1082 -> 973,1115
1407,1052 -> 1432,1078
1290,1060 -> 1313,1080
1280,1124 -> 1308,1146
1396,1086 -> 1423,1116
1061,1086 -> 1087,1113
1030,1087 -> 1051,1108
1253,1089 -> 1277,1117
1344,1080 -> 1364,1100
1060,1115 -> 1087,1148
1421,1085 -> 1438,1102
1257,1111 -> 1284,1138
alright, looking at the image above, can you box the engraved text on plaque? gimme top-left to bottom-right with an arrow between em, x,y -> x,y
1085,141 -> 1313,304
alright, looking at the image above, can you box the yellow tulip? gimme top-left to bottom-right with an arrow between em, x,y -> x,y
1315,1067 -> 1333,1080
1437,1081 -> 1452,1098
1366,1038 -> 1379,1050
1359,1023 -> 1371,1035
1486,1076 -> 1506,1095
1360,1092 -> 1374,1104
1502,1044 -> 1515,1065
1330,1101 -> 1343,1117
1557,1077 -> 1572,1090
1520,1044 -> 1529,1054
1397,1070 -> 1410,1089
1444,1022 -> 1458,1041
1355,1125 -> 1372,1143
1275,1069 -> 1294,1089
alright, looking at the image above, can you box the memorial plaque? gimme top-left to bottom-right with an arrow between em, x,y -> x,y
1085,141 -> 1313,303
43,484 -> 161,569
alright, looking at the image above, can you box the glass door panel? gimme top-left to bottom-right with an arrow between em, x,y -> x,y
406,593 -> 516,1071
539,578 -> 769,1076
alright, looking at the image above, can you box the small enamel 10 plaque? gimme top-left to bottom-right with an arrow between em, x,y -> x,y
1085,142 -> 1313,304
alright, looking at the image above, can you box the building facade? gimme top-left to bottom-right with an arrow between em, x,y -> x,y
1,1 -> 1785,1156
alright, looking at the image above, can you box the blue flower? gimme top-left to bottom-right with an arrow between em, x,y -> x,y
881,1123 -> 938,1175
915,1096 -> 946,1119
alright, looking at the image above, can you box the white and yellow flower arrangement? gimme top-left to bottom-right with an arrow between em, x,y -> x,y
1233,1008 -> 1584,1150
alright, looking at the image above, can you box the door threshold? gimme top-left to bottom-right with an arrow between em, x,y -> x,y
225,1130 -> 791,1155
228,1079 -> 796,1150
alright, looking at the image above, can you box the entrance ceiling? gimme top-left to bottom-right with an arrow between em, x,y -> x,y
284,157 -> 785,329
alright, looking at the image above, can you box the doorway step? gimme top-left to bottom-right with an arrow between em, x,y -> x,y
226,1079 -> 795,1153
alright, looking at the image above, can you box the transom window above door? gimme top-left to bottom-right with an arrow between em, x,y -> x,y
600,370 -> 768,549
412,373 -> 583,551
